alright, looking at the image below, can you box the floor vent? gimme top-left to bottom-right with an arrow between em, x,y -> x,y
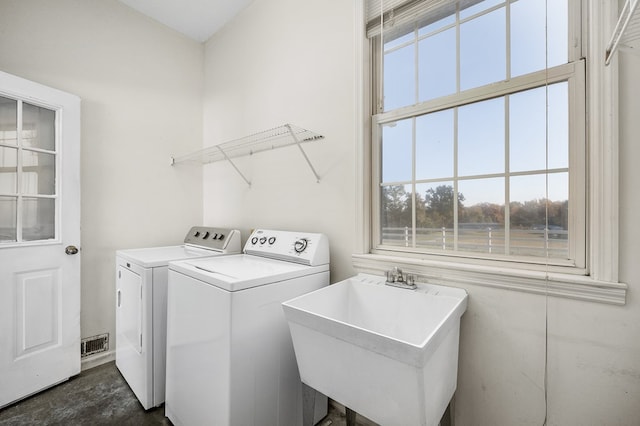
81,333 -> 109,357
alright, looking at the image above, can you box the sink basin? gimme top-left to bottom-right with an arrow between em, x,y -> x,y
282,273 -> 468,426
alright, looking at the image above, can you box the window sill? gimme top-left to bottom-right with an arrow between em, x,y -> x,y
351,253 -> 627,305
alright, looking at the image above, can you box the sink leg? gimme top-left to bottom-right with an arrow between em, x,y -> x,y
302,383 -> 316,426
346,407 -> 357,426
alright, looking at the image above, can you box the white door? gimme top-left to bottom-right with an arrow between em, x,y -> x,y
0,71 -> 81,408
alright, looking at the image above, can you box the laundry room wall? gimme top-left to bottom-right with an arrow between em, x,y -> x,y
0,0 -> 204,364
201,0 -> 360,282
202,0 -> 640,425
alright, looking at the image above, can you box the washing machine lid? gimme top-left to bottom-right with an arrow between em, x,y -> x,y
169,254 -> 329,292
116,245 -> 225,268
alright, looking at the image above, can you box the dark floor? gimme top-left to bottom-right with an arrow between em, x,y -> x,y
0,361 -> 358,426
0,362 -> 168,426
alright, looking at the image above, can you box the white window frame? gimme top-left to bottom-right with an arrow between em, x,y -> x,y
352,0 -> 627,305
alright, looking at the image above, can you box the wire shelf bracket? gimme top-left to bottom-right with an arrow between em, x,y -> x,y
170,123 -> 324,186
605,0 -> 640,65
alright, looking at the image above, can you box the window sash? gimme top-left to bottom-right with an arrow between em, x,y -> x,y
369,0 -> 586,270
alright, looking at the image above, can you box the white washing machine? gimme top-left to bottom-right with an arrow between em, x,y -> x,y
165,229 -> 330,426
115,226 -> 241,410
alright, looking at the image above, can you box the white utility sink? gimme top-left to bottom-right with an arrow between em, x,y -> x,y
282,273 -> 468,426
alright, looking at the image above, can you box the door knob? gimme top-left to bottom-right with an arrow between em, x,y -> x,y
65,245 -> 79,255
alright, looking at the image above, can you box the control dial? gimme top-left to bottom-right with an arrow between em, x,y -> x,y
293,238 -> 308,253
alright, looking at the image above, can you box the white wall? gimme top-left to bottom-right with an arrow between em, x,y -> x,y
202,1 -> 640,425
0,0 -> 204,356
201,0 -> 359,282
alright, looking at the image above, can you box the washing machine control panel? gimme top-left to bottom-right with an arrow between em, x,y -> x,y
244,229 -> 329,266
184,227 -> 241,253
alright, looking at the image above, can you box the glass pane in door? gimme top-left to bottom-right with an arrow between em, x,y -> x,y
22,102 -> 55,151
22,197 -> 55,241
0,196 -> 17,242
0,96 -> 17,146
22,150 -> 55,195
0,146 -> 18,193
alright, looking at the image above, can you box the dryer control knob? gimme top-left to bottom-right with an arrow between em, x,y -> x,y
251,237 -> 258,244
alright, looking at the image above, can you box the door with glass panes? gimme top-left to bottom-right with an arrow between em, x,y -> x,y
0,71 -> 81,408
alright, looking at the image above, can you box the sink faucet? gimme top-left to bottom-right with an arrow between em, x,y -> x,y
385,267 -> 417,290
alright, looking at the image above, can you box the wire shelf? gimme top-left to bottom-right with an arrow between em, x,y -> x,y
170,123 -> 324,186
606,0 -> 640,65
171,124 -> 323,165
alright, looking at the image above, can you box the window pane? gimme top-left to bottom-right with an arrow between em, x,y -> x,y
381,184 -> 413,246
382,119 -> 412,182
460,7 -> 506,91
547,172 -> 569,259
0,96 -> 17,146
458,178 -> 505,254
22,102 -> 55,151
418,14 -> 455,36
548,172 -> 568,206
510,86 -> 547,172
509,173 -> 568,258
511,0 -> 547,77
419,27 -> 456,101
511,0 -> 567,77
458,97 -> 505,176
460,0 -> 504,20
509,174 -> 547,257
0,196 -> 17,242
547,0 -> 568,67
384,43 -> 415,110
0,147 -> 18,194
22,197 -> 55,241
548,82 -> 568,169
416,109 -> 454,180
22,150 -> 55,195
416,182 -> 455,250
384,32 -> 414,51
510,83 -> 568,172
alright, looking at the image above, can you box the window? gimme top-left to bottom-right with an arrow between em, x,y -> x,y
369,0 -> 586,271
0,96 -> 57,244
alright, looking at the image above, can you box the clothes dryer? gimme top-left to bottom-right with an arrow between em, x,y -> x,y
115,227 -> 241,409
165,229 -> 329,426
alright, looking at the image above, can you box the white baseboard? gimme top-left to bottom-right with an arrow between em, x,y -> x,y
80,349 -> 115,371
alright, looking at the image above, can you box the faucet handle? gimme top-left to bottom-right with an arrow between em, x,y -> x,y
386,267 -> 404,283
